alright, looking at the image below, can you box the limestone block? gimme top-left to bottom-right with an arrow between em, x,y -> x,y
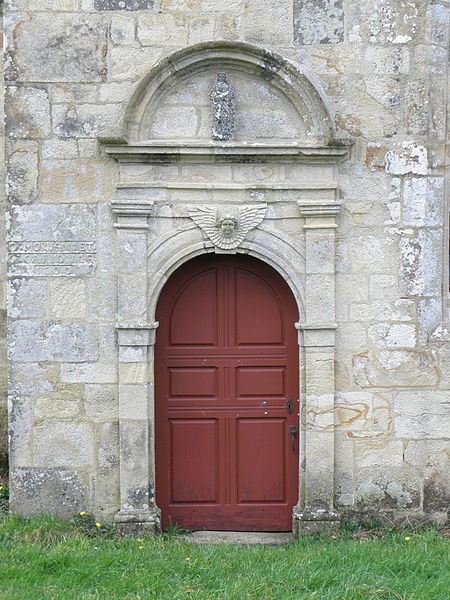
187,16 -> 216,45
369,274 -> 398,301
346,235 -> 396,275
8,279 -> 47,319
137,13 -> 188,45
404,77 -> 429,135
110,14 -> 137,46
119,346 -> 148,362
10,468 -> 90,518
401,177 -> 443,227
87,276 -> 117,320
303,430 -> 335,508
96,0 -> 154,8
8,204 -> 97,242
78,140 -> 102,159
119,163 -> 179,183
305,232 -> 335,274
42,140 -> 79,160
368,323 -> 416,349
237,6 -> 292,45
149,106 -> 199,139
7,148 -> 38,204
8,395 -> 33,467
385,142 -> 428,175
304,393 -> 334,430
84,384 -> 119,421
98,323 -> 119,362
49,280 -> 87,319
336,322 -> 367,353
61,362 -> 117,384
8,363 -> 56,396
34,422 -> 94,468
294,0 -> 343,44
51,84 -> 98,104
335,391 -> 390,432
108,46 -> 163,81
9,321 -> 98,362
34,395 -> 80,420
119,385 -> 149,420
6,87 -> 51,139
405,439 -> 450,512
305,274 -> 335,322
95,422 -> 120,520
393,392 -> 450,439
399,229 -> 442,296
215,14 -> 239,40
236,109 -> 299,140
119,363 -> 151,384
118,420 -> 151,510
354,438 -> 404,469
349,0 -> 423,45
431,3 -> 450,47
305,354 -> 334,395
364,46 -> 410,75
118,233 -> 146,273
349,299 -> 415,323
53,104 -> 123,139
353,350 -> 439,389
32,0 -> 80,9
8,14 -> 107,83
118,273 -> 148,320
99,82 -> 134,103
160,0 -> 242,11
41,160 -> 114,203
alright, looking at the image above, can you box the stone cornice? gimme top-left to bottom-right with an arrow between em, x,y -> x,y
104,142 -> 350,164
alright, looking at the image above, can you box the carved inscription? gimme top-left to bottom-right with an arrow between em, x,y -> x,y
8,241 -> 96,277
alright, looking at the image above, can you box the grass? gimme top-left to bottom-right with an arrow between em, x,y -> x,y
0,512 -> 448,600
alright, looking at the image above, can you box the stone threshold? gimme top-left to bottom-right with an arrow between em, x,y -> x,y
180,531 -> 294,545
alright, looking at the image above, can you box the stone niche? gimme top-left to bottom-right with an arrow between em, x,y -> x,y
102,41 -> 351,535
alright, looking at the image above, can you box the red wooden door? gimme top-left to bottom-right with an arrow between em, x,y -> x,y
155,254 -> 299,531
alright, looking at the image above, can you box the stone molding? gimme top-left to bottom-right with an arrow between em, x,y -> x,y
104,142 -> 350,164
116,323 -> 159,347
111,202 -> 154,230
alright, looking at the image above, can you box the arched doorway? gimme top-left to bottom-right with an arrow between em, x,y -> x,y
155,253 -> 299,531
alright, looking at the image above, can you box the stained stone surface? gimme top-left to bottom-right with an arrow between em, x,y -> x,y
1,0 -> 449,526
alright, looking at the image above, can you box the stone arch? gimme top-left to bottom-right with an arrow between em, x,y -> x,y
123,41 -> 335,144
146,224 -> 306,324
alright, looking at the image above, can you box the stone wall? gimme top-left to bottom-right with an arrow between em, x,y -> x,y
3,0 -> 449,524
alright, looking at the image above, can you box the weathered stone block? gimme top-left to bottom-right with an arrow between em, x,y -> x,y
34,422 -> 94,468
41,139 -> 79,160
393,392 -> 450,439
353,350 -> 439,389
10,468 -> 89,518
84,384 -> 119,421
41,160 -> 114,203
399,229 -> 442,297
385,142 -> 428,175
49,280 -> 87,319
96,0 -> 154,9
7,148 -> 38,204
53,104 -> 123,139
294,0 -> 344,45
401,177 -> 443,227
61,362 -> 117,384
8,14 -> 107,83
34,395 -> 81,420
8,279 -> 47,319
119,385 -> 149,420
95,422 -> 120,520
6,87 -> 51,139
9,321 -> 98,362
368,323 -> 416,349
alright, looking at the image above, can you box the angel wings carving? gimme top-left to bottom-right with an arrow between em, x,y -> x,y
189,205 -> 267,250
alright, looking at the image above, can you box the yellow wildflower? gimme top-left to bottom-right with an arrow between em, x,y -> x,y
404,536 -> 411,541
185,557 -> 191,561
138,546 -> 144,550
79,511 -> 86,516
95,523 -> 101,527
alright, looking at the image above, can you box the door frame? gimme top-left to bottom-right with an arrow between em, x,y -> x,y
111,200 -> 341,535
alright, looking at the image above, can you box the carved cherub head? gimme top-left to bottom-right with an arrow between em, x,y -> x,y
217,215 -> 238,237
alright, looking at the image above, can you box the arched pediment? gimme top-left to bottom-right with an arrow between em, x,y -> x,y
123,41 -> 336,146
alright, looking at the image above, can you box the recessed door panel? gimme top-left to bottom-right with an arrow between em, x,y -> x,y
236,418 -> 286,503
170,419 -> 219,503
156,254 -> 299,531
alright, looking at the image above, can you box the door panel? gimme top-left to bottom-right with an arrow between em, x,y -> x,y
156,254 -> 299,531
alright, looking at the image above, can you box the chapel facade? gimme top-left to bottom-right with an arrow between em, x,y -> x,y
0,0 -> 449,533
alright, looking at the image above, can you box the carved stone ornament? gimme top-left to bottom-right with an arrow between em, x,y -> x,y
210,73 -> 236,141
189,205 -> 267,250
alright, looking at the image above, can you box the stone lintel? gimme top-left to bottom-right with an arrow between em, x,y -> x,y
104,143 -> 350,165
117,323 -> 159,347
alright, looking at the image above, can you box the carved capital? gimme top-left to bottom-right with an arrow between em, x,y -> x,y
298,201 -> 341,229
112,202 -> 154,230
116,322 -> 159,347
